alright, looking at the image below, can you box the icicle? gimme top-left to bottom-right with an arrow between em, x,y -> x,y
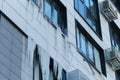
38,45 -> 50,80
53,60 -> 58,78
21,37 -> 36,80
57,64 -> 62,80
27,37 -> 36,65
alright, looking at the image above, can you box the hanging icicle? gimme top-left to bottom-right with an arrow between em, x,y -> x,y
38,45 -> 50,80
27,37 -> 36,65
57,64 -> 62,80
53,60 -> 58,79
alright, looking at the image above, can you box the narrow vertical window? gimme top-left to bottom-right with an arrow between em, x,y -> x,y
53,6 -> 58,25
81,33 -> 86,55
109,22 -> 120,51
88,41 -> 94,62
78,0 -> 85,17
45,0 -> 52,19
75,0 -> 79,10
94,47 -> 101,72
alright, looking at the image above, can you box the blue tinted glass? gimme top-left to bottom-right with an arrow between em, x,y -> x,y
85,0 -> 89,8
75,0 -> 79,10
92,24 -> 97,32
81,34 -> 87,55
45,1 -> 51,19
86,16 -> 92,27
53,8 -> 58,25
78,0 -> 85,17
90,0 -> 94,7
88,41 -> 94,62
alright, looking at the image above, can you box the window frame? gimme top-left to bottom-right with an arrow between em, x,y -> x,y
76,26 -> 95,65
87,41 -> 95,63
75,20 -> 106,76
109,22 -> 120,51
44,0 -> 68,36
74,0 -> 102,39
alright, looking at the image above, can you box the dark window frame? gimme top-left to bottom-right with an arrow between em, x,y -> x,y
43,0 -> 68,36
109,22 -> 120,51
74,0 -> 102,39
75,20 -> 106,76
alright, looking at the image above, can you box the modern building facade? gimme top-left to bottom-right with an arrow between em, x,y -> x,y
0,0 -> 120,80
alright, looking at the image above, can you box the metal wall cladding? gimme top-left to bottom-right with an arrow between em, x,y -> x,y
0,14 -> 27,80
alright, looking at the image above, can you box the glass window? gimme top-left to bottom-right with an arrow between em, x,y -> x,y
94,47 -> 101,72
53,7 -> 58,25
110,22 -> 120,51
76,27 -> 81,49
88,41 -> 94,62
85,0 -> 90,8
45,1 -> 52,19
78,0 -> 85,17
76,21 -> 106,75
74,0 -> 101,37
81,33 -> 86,55
44,0 -> 67,35
75,0 -> 79,10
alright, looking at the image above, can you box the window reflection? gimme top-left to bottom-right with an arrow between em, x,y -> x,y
110,22 -> 120,51
78,0 -> 85,17
45,1 -> 52,19
81,33 -> 87,55
88,41 -> 94,62
76,21 -> 102,72
74,0 -> 101,37
94,47 -> 101,72
44,0 -> 67,35
53,7 -> 58,25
